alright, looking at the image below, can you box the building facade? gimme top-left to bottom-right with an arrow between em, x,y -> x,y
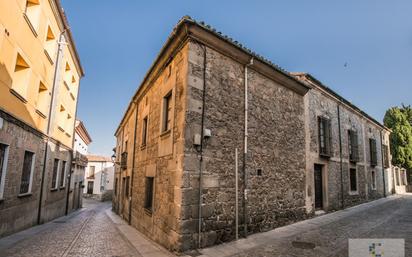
84,155 -> 114,201
113,17 -> 391,252
0,0 -> 83,237
69,120 -> 91,210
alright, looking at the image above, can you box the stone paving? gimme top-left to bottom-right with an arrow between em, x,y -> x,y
0,199 -> 166,257
198,194 -> 412,257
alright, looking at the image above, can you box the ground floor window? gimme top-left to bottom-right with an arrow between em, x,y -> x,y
20,151 -> 35,194
87,181 -> 94,194
51,159 -> 59,189
0,143 -> 9,199
124,176 -> 130,197
349,168 -> 357,193
144,177 -> 154,212
371,170 -> 376,190
114,178 -> 118,195
59,160 -> 66,188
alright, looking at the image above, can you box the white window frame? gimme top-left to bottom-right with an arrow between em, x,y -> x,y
19,151 -> 35,195
52,159 -> 60,190
0,144 -> 10,199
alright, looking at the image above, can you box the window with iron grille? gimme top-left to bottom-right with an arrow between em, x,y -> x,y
318,116 -> 332,157
142,116 -> 148,146
383,145 -> 390,168
0,144 -> 9,199
51,159 -> 59,189
59,161 -> 66,188
369,138 -> 378,166
144,177 -> 154,212
349,168 -> 357,192
348,130 -> 359,162
162,91 -> 172,132
20,151 -> 35,194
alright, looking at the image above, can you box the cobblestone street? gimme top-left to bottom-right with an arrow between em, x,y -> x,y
199,194 -> 412,257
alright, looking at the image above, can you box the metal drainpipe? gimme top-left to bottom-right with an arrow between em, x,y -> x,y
128,102 -> 139,224
337,104 -> 344,209
38,31 -> 66,224
242,57 -> 253,238
198,44 -> 207,249
380,130 -> 387,197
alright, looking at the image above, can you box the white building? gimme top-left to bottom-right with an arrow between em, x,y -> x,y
84,155 -> 114,201
70,120 -> 92,210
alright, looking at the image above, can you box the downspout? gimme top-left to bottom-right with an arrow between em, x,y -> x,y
38,31 -> 66,224
243,57 -> 253,238
380,130 -> 386,197
128,102 -> 139,224
198,44 -> 207,249
337,104 -> 344,209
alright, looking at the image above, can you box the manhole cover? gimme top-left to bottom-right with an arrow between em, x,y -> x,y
292,241 -> 316,249
53,220 -> 66,223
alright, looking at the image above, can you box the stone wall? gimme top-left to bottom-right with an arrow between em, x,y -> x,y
183,41 -> 308,250
303,78 -> 389,213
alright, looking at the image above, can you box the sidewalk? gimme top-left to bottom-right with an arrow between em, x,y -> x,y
105,209 -> 186,257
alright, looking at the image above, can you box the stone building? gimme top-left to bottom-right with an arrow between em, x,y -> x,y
113,17 -> 391,252
84,155 -> 114,201
292,73 -> 391,212
0,0 -> 83,237
69,120 -> 92,210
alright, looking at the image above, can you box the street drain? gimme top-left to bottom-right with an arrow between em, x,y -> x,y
292,241 -> 316,249
53,220 -> 66,223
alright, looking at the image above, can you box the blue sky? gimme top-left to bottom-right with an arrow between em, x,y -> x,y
61,1 -> 412,156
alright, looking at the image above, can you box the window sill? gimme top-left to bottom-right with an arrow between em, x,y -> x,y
58,126 -> 65,133
348,191 -> 359,196
10,89 -> 28,103
65,132 -> 71,138
319,153 -> 331,159
64,81 -> 70,91
59,186 -> 65,190
44,50 -> 54,65
23,13 -> 38,38
50,188 -> 58,192
17,192 -> 32,198
70,92 -> 75,101
160,129 -> 171,138
35,109 -> 47,119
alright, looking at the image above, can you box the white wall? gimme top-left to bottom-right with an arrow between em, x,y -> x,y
84,161 -> 114,195
74,133 -> 88,155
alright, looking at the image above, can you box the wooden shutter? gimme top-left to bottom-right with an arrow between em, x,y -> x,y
349,130 -> 359,162
369,138 -> 377,166
325,118 -> 332,156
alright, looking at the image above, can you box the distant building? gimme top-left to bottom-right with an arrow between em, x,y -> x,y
0,0 -> 83,237
84,155 -> 114,201
69,120 -> 92,210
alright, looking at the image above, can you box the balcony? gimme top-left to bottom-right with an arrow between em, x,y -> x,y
73,151 -> 88,167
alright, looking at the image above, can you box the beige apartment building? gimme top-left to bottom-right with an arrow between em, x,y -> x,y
0,0 -> 83,237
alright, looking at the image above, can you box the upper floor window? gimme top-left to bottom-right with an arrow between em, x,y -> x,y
24,0 -> 41,36
318,116 -> 331,157
369,138 -> 378,166
20,151 -> 35,195
142,116 -> 148,146
11,53 -> 31,101
162,91 -> 172,132
0,144 -> 9,199
348,130 -> 359,162
44,25 -> 56,62
89,166 -> 95,179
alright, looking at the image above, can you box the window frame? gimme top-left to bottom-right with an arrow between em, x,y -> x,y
0,143 -> 10,200
371,170 -> 377,190
141,116 -> 148,147
144,177 -> 154,213
369,138 -> 378,167
348,129 -> 359,163
19,151 -> 35,195
161,90 -> 173,133
318,116 -> 332,157
51,158 -> 60,190
59,160 -> 66,188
